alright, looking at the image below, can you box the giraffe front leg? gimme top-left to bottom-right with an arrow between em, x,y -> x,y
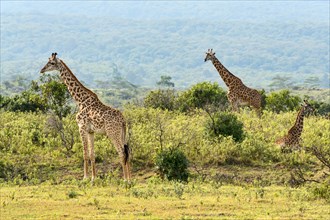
78,124 -> 90,180
227,92 -> 239,112
88,132 -> 96,181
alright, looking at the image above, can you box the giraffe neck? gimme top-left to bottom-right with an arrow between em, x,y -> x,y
58,60 -> 97,107
292,107 -> 305,135
211,56 -> 239,88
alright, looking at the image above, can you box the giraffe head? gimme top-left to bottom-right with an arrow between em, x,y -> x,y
40,53 -> 61,73
204,49 -> 216,62
302,100 -> 315,115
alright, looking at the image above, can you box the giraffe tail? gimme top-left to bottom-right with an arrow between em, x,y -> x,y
122,121 -> 130,165
124,144 -> 130,165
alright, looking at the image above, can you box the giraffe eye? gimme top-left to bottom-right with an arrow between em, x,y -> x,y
50,62 -> 55,65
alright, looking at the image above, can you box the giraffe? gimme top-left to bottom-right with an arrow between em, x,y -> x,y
40,53 -> 131,181
204,49 -> 262,114
276,100 -> 314,152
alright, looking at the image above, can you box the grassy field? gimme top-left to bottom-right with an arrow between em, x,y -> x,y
1,177 -> 329,220
1,92 -> 329,219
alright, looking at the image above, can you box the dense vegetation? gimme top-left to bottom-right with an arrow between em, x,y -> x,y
1,78 -> 329,192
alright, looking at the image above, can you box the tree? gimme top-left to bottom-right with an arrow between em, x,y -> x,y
303,76 -> 320,89
156,75 -> 175,88
269,75 -> 294,91
0,74 -> 72,118
36,74 -> 73,119
0,89 -> 47,112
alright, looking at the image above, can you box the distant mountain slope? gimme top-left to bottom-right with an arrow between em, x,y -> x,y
2,1 -> 329,22
1,1 -> 329,89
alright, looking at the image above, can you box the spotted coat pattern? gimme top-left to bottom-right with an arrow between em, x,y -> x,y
276,100 -> 314,151
40,53 -> 131,181
204,49 -> 262,113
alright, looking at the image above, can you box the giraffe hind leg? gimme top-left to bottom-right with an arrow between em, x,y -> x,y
106,130 -> 129,180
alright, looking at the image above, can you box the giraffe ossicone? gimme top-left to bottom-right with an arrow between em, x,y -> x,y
40,52 -> 131,181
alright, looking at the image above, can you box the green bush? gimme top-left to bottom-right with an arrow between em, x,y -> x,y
155,147 -> 189,182
0,160 -> 14,181
265,90 -> 301,113
310,178 -> 330,202
205,112 -> 244,142
143,89 -> 177,111
307,99 -> 330,117
177,82 -> 228,113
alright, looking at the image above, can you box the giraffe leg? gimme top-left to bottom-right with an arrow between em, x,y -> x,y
88,132 -> 96,181
106,130 -> 128,180
230,98 -> 239,111
227,92 -> 239,112
78,126 -> 89,180
121,156 -> 128,181
123,144 -> 131,181
126,161 -> 131,181
251,97 -> 262,117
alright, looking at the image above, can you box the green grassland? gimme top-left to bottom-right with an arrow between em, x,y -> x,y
0,107 -> 329,219
1,179 -> 329,220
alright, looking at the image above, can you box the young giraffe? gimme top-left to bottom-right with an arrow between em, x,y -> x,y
40,53 -> 131,181
276,100 -> 314,152
204,49 -> 262,114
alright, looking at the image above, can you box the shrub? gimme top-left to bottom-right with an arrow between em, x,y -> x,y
144,89 -> 176,111
177,82 -> 228,113
307,100 -> 330,117
205,112 -> 244,142
310,178 -> 330,202
265,90 -> 301,113
155,147 -> 189,182
67,190 -> 78,199
0,160 -> 14,181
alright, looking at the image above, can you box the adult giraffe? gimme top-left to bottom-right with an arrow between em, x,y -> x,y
204,49 -> 262,114
40,53 -> 131,181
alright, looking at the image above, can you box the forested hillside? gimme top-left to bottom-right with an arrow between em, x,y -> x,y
1,1 -> 329,93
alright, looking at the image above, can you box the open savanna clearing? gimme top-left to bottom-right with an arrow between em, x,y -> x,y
1,180 -> 329,220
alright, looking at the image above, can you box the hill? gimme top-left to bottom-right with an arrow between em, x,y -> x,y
1,1 -> 329,90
